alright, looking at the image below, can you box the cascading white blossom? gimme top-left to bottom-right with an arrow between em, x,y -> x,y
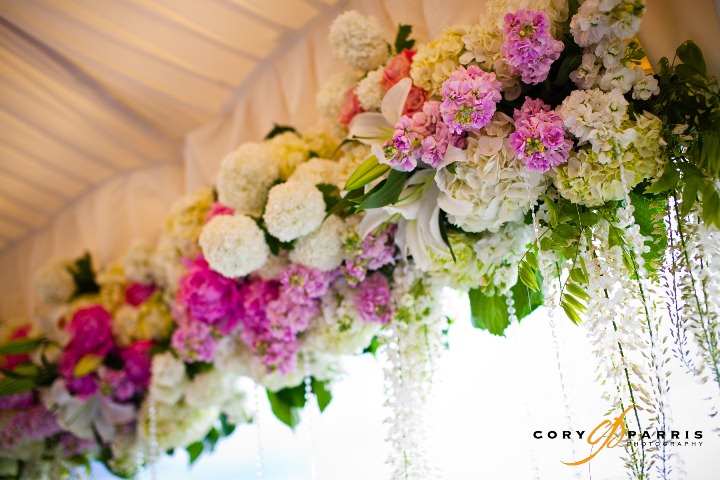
380,263 -> 447,480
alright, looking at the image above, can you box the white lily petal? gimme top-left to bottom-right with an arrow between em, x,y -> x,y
438,145 -> 467,169
371,143 -> 390,166
403,221 -> 432,271
359,209 -> 392,239
381,78 -> 412,125
348,112 -> 393,144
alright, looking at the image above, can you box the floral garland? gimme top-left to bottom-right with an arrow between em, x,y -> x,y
1,0 -> 719,478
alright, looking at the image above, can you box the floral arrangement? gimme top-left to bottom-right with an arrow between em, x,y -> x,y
2,0 -> 719,479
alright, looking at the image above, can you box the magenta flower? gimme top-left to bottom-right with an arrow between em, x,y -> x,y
171,321 -> 218,363
355,272 -> 394,324
205,201 -> 235,223
98,367 -> 135,402
67,306 -> 115,356
501,10 -> 564,84
440,65 -> 503,134
509,97 -> 573,172
177,257 -> 242,335
121,341 -> 152,388
125,282 -> 156,306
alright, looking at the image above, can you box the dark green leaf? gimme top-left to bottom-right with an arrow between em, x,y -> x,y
204,427 -> 220,451
645,164 -> 679,194
394,24 -> 415,53
630,191 -> 668,275
267,389 -> 301,429
264,124 -> 298,140
311,379 -> 332,412
0,338 -> 43,355
316,183 -> 341,212
578,211 -> 600,227
542,194 -> 559,228
219,413 -> 236,437
186,441 -> 204,465
680,176 -> 700,216
0,376 -> 35,396
363,336 -> 381,356
344,156 -> 389,191
438,212 -> 456,263
358,169 -> 410,210
468,289 -> 509,336
68,253 -> 100,298
676,40 -> 707,75
553,54 -> 582,86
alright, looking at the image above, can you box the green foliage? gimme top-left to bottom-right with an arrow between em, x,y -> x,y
0,338 -> 44,355
316,183 -> 342,212
267,378 -> 333,429
394,24 -> 415,53
0,376 -> 35,396
68,253 -> 100,299
355,169 -> 410,211
263,124 -> 298,140
343,156 -> 389,191
629,191 -> 669,274
250,216 -> 294,255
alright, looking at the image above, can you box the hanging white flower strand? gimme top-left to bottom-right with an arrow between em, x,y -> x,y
381,263 -> 446,480
254,384 -> 266,480
304,356 -> 318,480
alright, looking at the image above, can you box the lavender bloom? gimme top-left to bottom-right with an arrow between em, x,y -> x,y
343,224 -> 399,286
171,321 -> 218,363
440,65 -> 503,134
355,272 -> 394,324
501,10 -> 564,84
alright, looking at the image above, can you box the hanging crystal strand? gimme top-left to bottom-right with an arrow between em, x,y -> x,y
253,384 -> 266,479
303,355 -> 318,480
136,446 -> 146,480
147,390 -> 159,480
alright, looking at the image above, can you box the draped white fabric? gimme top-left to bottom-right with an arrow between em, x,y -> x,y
1,0 -> 719,326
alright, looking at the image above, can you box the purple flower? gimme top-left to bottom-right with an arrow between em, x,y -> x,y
280,265 -> 331,304
440,65 -> 503,134
177,257 -> 242,335
509,97 -> 573,172
0,392 -> 35,410
355,272 -> 394,324
121,341 -> 152,388
171,322 -> 218,363
501,10 -> 564,84
60,432 -> 96,457
65,374 -> 99,398
125,282 -> 156,306
343,224 -> 399,286
98,367 -> 135,402
0,405 -> 61,448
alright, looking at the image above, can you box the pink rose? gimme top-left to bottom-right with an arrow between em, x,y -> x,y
337,88 -> 365,126
381,50 -> 416,89
402,87 -> 428,116
205,201 -> 235,224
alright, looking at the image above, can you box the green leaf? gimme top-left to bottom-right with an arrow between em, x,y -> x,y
0,376 -> 35,396
680,176 -> 700,216
566,282 -> 590,301
542,194 -> 559,228
569,268 -> 588,284
357,169 -> 410,211
264,124 -> 298,140
468,288 -> 510,336
563,293 -> 587,313
311,379 -> 332,412
676,40 -> 707,75
511,273 -> 544,321
204,427 -> 220,451
518,261 -> 540,292
525,251 -> 539,270
438,212 -> 456,263
186,441 -> 204,465
219,413 -> 236,437
363,336 -> 381,356
316,183 -> 341,212
553,54 -> 582,86
73,354 -> 104,377
702,182 -> 720,227
267,389 -> 301,429
561,300 -> 582,325
68,252 -> 100,299
0,338 -> 43,355
645,164 -> 679,194
394,24 -> 415,53
578,211 -> 600,227
630,191 -> 668,275
344,156 -> 389,191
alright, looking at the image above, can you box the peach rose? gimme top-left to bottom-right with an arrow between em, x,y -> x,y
337,88 -> 365,126
402,87 -> 428,116
381,50 -> 416,89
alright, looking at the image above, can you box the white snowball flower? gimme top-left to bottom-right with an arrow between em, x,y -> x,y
200,214 -> 269,278
112,305 -> 140,347
289,158 -> 340,186
35,259 -> 75,305
140,400 -> 218,451
317,72 -> 360,127
263,181 -> 326,242
150,352 -> 186,405
108,433 -> 140,478
289,215 -> 346,271
356,68 -> 385,111
301,127 -> 340,158
328,11 -> 388,71
216,142 -> 279,216
122,240 -> 155,284
435,114 -> 547,233
185,369 -> 233,409
264,132 -> 310,180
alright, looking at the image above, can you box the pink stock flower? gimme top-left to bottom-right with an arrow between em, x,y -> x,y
0,405 -> 62,448
0,392 -> 35,410
381,50 -> 415,89
337,88 -> 365,126
509,97 -> 572,172
171,321 -> 219,363
440,65 -> 503,134
343,224 -> 399,286
355,272 -> 394,324
501,10 -> 564,84
125,282 -> 156,306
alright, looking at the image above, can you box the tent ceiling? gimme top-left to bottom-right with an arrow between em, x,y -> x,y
0,0 -> 338,252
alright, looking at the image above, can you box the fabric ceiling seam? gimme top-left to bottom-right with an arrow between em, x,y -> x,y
0,159 -> 182,255
0,15 -> 179,142
217,0 -> 293,34
123,0 -> 262,61
0,143 -> 90,190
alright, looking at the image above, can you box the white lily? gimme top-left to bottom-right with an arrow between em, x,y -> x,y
42,379 -> 137,442
359,170 -> 448,270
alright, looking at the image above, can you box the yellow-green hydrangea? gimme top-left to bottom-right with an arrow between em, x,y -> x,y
428,232 -> 488,291
264,132 -> 311,180
410,26 -> 469,96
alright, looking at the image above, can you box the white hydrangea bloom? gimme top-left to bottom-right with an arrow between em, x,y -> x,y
317,72 -> 360,127
139,400 -> 218,451
632,74 -> 660,100
558,88 -> 629,155
301,127 -> 340,158
216,143 -> 279,215
35,259 -> 75,305
356,67 -> 385,111
185,369 -> 233,409
435,114 -> 547,233
289,158 -> 340,186
263,181 -> 327,242
303,278 -> 382,355
264,132 -> 310,180
427,233 -> 489,291
121,240 -> 155,284
328,11 -> 388,71
473,222 -> 533,292
151,236 -> 189,291
150,352 -> 187,405
411,26 -> 469,96
200,214 -> 269,278
290,215 -> 347,271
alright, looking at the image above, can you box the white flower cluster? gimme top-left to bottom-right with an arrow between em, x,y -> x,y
301,127 -> 340,159
264,132 -> 311,180
356,67 -> 385,111
328,11 -> 388,71
216,142 -> 279,215
410,26 -> 469,96
555,91 -> 663,206
111,297 -> 173,347
317,72 -> 360,131
303,278 -> 383,355
200,214 -> 269,278
569,0 -> 657,98
436,113 -> 547,232
263,181 -> 326,242
289,215 -> 346,271
121,241 -> 155,284
289,158 -> 340,186
35,259 -> 75,305
185,368 -> 251,425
